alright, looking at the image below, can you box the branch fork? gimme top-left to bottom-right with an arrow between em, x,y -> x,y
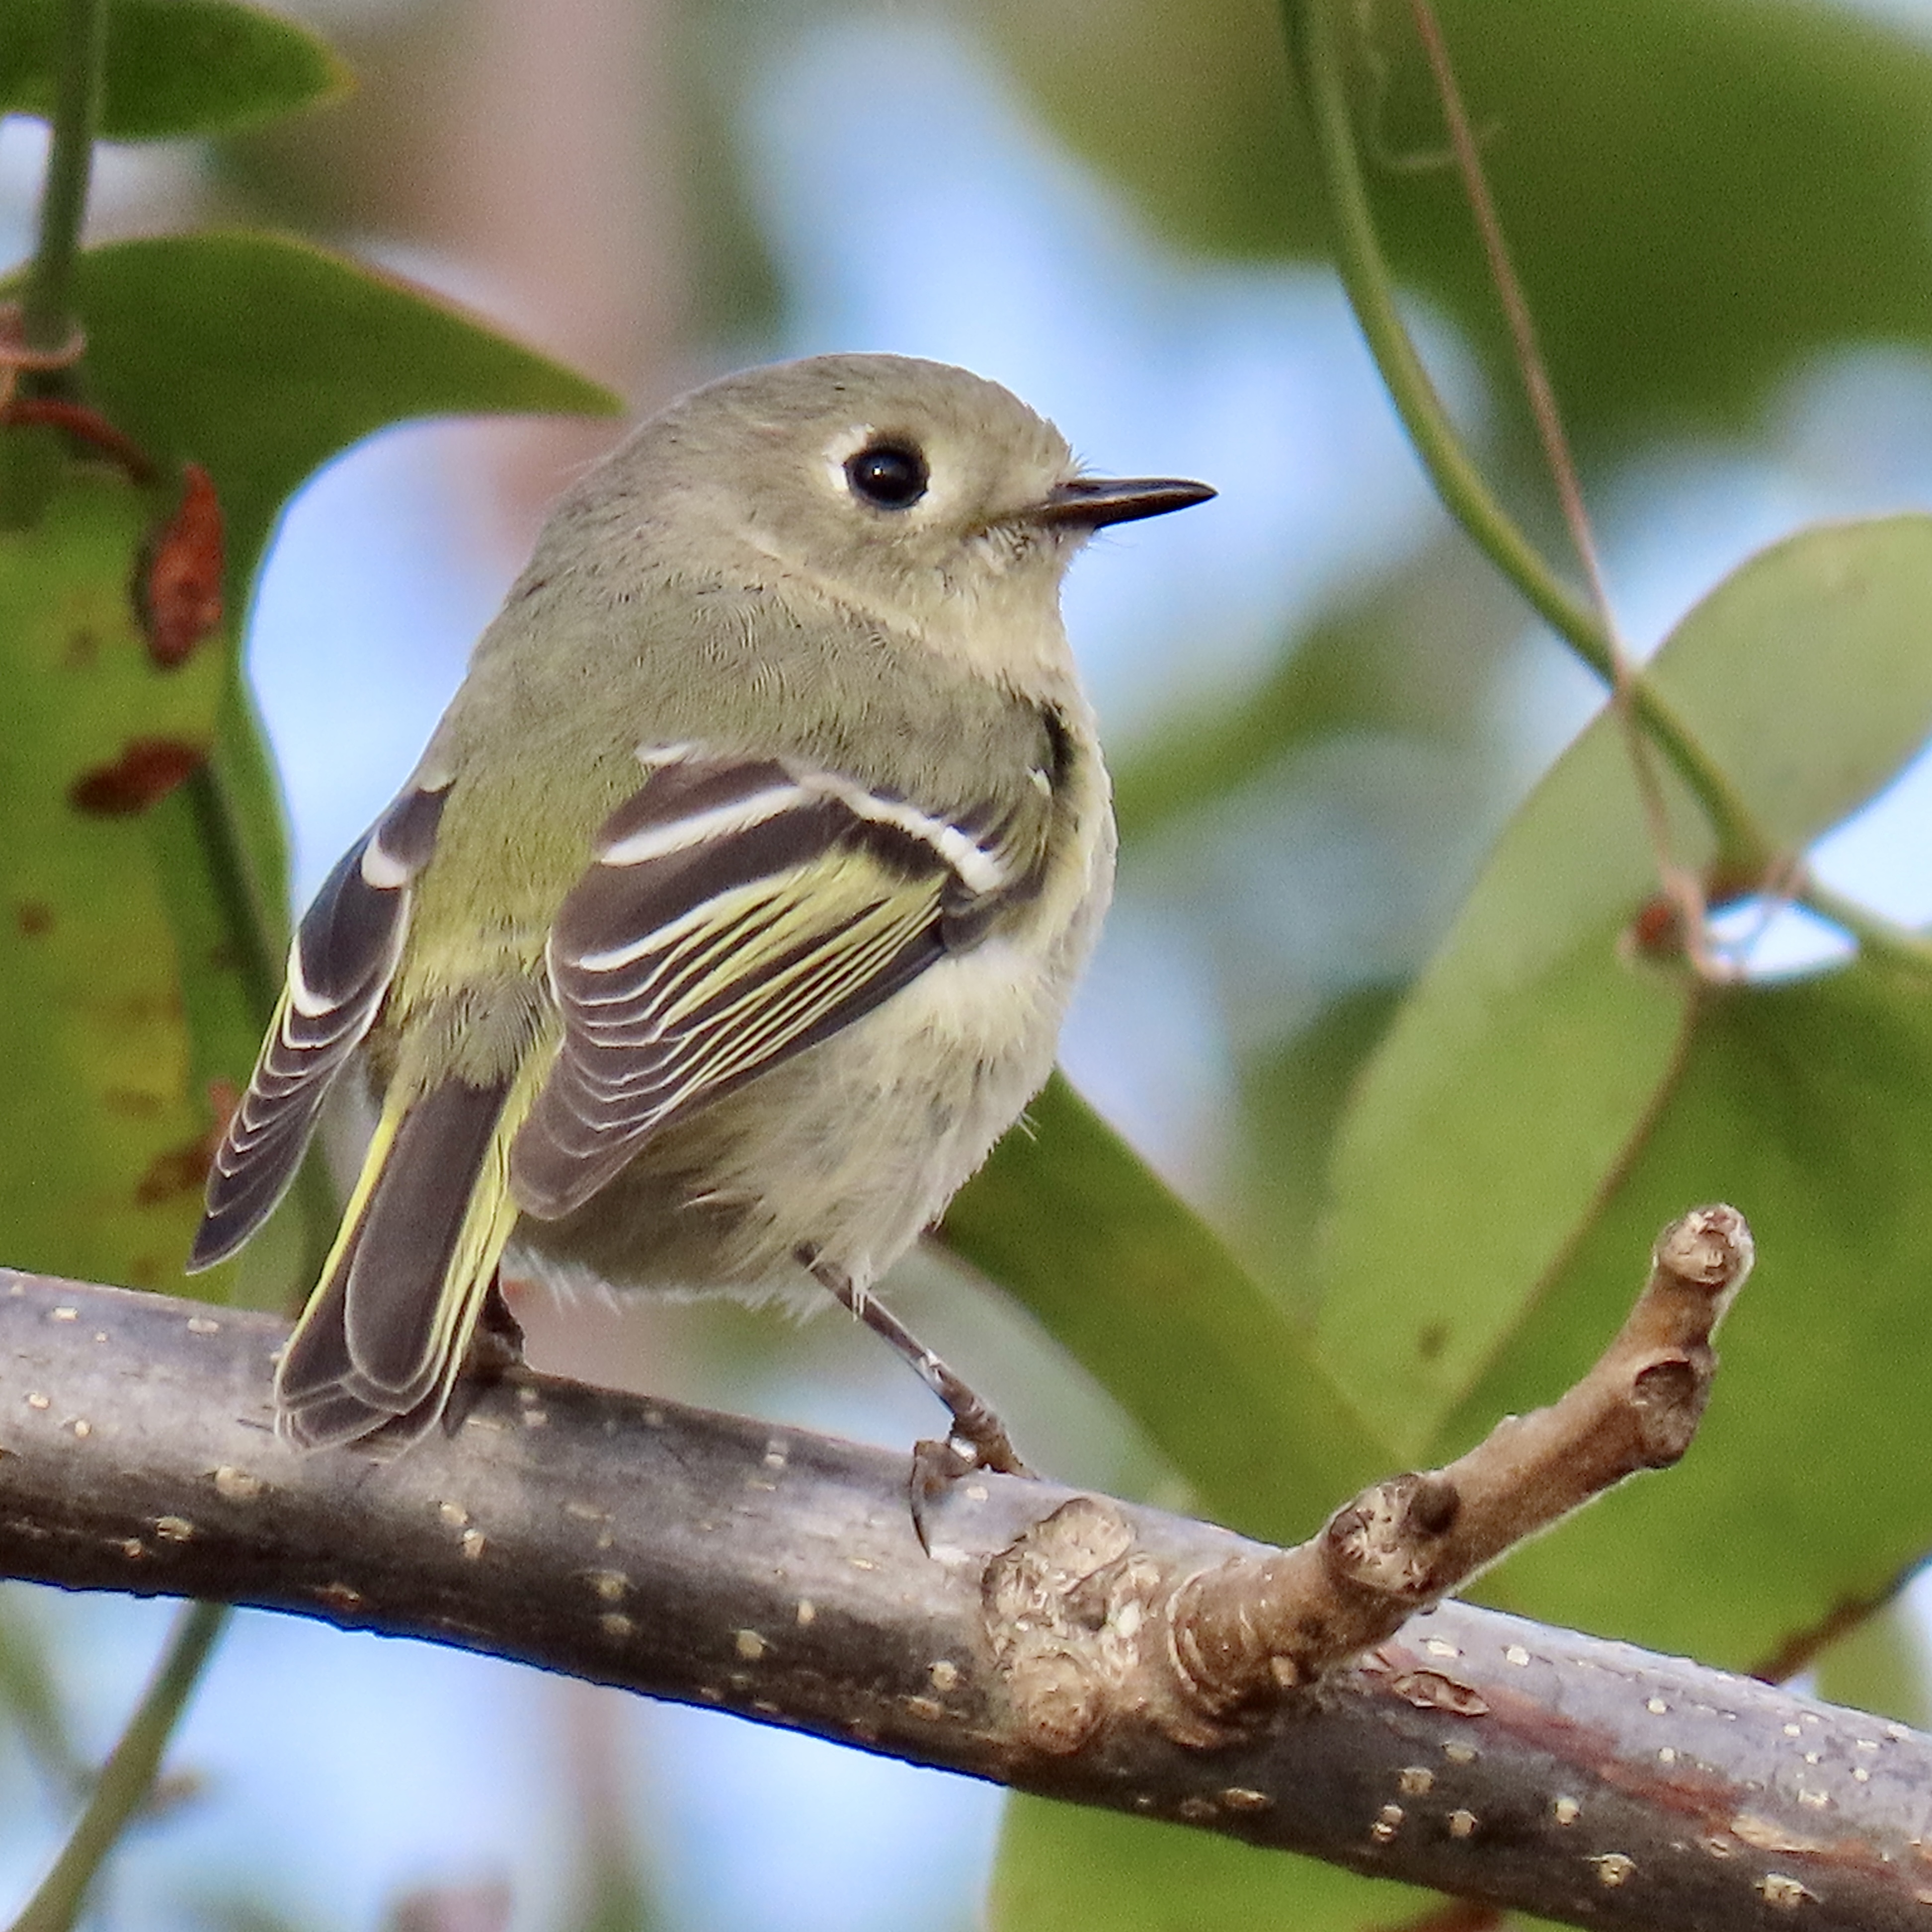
973,1207 -> 1753,1751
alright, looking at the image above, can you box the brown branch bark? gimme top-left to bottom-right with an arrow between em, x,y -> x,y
1176,1207 -> 1752,1709
3,1263 -> 1929,1930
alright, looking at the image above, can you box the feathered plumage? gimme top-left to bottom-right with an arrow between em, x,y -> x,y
190,354 -> 1210,1449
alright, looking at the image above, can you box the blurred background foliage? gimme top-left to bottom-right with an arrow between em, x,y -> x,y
7,1 -> 1932,1930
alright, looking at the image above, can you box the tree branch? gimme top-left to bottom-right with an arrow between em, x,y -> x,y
2,1261 -> 1926,1929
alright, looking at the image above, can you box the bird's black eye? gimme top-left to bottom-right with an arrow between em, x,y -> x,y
844,441 -> 928,510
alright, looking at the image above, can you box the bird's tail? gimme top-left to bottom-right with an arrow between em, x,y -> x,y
275,1069 -> 536,1449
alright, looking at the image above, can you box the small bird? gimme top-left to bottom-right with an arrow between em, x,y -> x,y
189,353 -> 1212,1465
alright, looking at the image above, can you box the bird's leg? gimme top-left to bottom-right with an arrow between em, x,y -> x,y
438,1270 -> 528,1438
471,1269 -> 528,1370
806,1254 -> 1033,1482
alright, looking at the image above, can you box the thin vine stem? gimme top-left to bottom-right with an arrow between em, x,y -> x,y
19,0 -> 107,359
1279,0 -> 1769,877
1401,0 -> 1720,976
8,1604 -> 232,1932
1402,1 -> 1611,622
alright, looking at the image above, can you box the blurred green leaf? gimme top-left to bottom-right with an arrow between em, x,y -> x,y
67,233 -> 620,573
943,1075 -> 1387,1542
1234,983 -> 1401,1324
1646,516 -> 1932,851
1110,539 -> 1517,845
0,0 -> 349,141
0,465 -> 240,1292
988,0 -> 1932,444
0,234 -> 617,1296
1458,963 -> 1932,1671
993,1799 -> 1433,1932
1312,723 -> 1692,1457
1317,516 -> 1932,1455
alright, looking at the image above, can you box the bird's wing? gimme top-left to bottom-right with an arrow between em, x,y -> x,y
509,749 -> 1051,1221
188,780 -> 450,1270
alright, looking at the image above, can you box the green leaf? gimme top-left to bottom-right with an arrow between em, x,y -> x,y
1233,983 -> 1402,1325
0,0 -> 349,141
66,232 -> 620,571
942,1075 -> 1387,1542
64,229 -> 618,931
1639,516 -> 1932,851
993,1799 -> 1433,1932
1316,516 -> 1932,1456
988,0 -> 1932,444
0,466 -> 235,1291
1459,963 -> 1932,1672
1312,723 -> 1693,1457
0,234 -> 617,1298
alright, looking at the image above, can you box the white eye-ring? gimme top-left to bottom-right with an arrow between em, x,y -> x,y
823,423 -> 932,514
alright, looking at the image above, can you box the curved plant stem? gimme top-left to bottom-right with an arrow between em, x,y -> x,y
1401,0 -> 1719,975
19,0 -> 107,359
1281,0 -> 1932,983
1279,0 -> 1768,876
8,1603 -> 232,1932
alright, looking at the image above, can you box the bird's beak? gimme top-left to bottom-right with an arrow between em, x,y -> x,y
1029,474 -> 1216,530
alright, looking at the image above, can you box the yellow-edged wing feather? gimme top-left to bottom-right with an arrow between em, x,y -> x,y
509,753 -> 1048,1220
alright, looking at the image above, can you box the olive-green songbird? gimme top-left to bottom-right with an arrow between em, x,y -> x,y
189,353 -> 1212,1459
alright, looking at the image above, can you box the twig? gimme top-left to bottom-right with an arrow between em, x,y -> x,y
8,1602 -> 230,1932
1172,1207 -> 1751,1707
1399,4 -> 1606,623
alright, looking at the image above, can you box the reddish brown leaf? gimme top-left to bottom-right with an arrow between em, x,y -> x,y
68,737 -> 205,815
137,463 -> 225,667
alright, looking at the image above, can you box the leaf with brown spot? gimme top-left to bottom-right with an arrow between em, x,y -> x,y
136,463 -> 223,667
0,234 -> 616,1309
68,737 -> 206,815
1,468 -> 233,1291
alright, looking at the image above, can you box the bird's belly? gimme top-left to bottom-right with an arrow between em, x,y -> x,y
507,934 -> 1065,1302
